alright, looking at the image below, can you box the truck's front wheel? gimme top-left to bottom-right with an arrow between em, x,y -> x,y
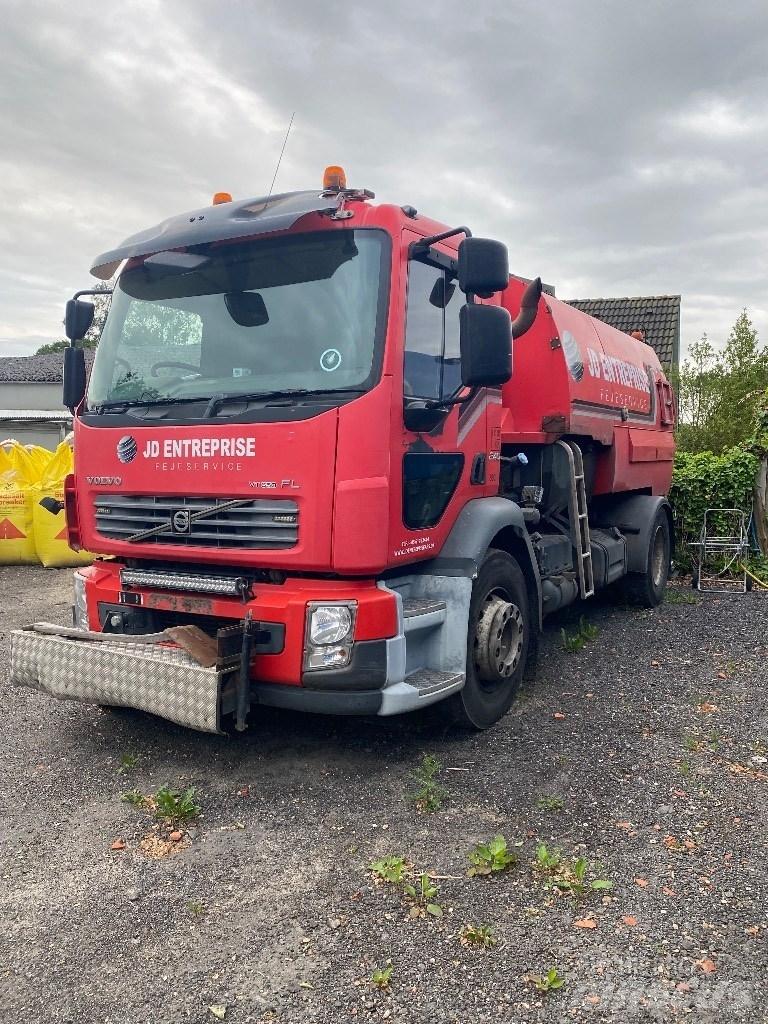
443,548 -> 529,730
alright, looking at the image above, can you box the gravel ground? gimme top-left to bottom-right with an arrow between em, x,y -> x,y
1,565 -> 767,1024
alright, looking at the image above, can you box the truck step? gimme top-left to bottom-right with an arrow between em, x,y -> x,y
402,598 -> 446,633
402,598 -> 446,618
404,667 -> 464,697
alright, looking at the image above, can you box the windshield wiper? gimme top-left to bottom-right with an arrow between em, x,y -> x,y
204,388 -> 365,417
91,388 -> 365,416
91,396 -> 208,414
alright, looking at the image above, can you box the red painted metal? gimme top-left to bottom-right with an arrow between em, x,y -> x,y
79,561 -> 398,684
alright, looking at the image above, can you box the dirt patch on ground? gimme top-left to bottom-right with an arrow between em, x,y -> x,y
1,565 -> 766,1022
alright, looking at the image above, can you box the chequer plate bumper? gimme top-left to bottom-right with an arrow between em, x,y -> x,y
10,629 -> 222,733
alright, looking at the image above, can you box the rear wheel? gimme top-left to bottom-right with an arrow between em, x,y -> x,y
622,508 -> 671,607
442,548 -> 530,730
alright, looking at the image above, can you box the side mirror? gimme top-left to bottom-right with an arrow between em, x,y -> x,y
63,346 -> 86,412
65,298 -> 95,341
460,304 -> 512,387
457,238 -> 509,298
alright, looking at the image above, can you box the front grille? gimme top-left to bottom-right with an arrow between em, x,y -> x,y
94,494 -> 299,549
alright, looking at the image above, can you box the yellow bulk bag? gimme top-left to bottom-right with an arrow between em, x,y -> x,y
32,441 -> 95,568
0,442 -> 38,564
24,444 -> 54,475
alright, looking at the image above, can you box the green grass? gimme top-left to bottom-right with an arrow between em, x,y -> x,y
371,963 -> 393,989
664,588 -> 699,605
117,753 -> 140,774
460,923 -> 496,947
152,786 -> 201,824
533,845 -> 612,898
121,789 -> 145,806
561,617 -> 599,652
537,795 -> 564,812
409,753 -> 448,813
530,967 -> 565,994
369,856 -> 409,884
467,834 -> 519,877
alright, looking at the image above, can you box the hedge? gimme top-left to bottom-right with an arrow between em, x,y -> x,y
669,447 -> 759,566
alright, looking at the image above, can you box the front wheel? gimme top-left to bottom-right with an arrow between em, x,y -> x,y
442,548 -> 530,730
622,508 -> 671,607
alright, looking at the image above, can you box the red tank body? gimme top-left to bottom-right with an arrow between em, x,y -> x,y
499,278 -> 675,496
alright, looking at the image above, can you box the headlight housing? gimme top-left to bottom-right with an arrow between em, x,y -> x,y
305,601 -> 357,671
73,570 -> 88,631
309,605 -> 353,646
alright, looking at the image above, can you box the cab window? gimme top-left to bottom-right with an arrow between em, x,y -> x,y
403,260 -> 462,401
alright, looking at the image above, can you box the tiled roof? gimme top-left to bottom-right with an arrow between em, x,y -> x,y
565,295 -> 681,368
0,351 -> 96,383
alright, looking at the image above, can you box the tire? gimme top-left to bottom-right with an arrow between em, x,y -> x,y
441,548 -> 530,730
622,509 -> 671,607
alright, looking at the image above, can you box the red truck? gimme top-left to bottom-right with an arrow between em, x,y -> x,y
12,167 -> 675,733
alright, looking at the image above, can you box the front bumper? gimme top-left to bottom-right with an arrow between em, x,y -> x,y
9,622 -> 443,728
10,564 -> 466,731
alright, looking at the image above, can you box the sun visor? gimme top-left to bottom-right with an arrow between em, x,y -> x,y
89,190 -> 343,279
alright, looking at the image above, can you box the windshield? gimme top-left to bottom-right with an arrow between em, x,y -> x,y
87,229 -> 389,409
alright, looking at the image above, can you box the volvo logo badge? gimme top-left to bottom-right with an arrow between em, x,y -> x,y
171,509 -> 192,533
116,435 -> 138,464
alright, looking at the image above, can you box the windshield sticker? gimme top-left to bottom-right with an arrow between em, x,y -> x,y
319,348 -> 342,372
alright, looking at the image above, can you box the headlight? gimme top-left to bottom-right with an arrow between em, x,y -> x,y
73,571 -> 88,631
309,605 -> 353,645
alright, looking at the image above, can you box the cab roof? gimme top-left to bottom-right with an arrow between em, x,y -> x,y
90,190 -> 353,280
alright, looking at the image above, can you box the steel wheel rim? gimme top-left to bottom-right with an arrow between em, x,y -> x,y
474,589 -> 524,690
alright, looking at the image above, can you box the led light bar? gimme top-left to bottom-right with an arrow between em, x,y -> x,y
120,568 -> 247,597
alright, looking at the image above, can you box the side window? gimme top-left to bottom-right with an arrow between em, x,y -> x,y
403,260 -> 462,401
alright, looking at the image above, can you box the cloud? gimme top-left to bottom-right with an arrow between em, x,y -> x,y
1,0 -> 767,360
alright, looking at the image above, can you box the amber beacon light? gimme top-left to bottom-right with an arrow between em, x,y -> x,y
212,191 -> 233,205
322,166 -> 347,191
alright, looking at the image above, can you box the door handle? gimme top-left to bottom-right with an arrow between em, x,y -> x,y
470,453 -> 486,485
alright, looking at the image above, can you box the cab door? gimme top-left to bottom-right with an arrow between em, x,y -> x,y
388,234 -> 494,567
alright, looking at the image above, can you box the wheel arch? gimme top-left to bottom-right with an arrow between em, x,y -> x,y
439,497 -> 542,631
591,492 -> 674,572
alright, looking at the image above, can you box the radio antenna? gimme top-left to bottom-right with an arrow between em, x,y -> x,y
265,112 -> 295,202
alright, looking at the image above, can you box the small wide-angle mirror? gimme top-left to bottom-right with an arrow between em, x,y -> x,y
428,276 -> 456,309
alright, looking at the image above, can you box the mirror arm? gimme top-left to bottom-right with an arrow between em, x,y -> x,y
422,387 -> 477,410
410,225 -> 472,259
68,289 -> 113,347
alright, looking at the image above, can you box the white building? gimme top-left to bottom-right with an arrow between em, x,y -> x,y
0,352 -> 94,448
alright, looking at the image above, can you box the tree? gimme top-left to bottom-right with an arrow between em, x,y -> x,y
711,310 -> 768,450
675,334 -> 720,451
676,311 -> 768,454
34,280 -> 113,356
35,339 -> 71,355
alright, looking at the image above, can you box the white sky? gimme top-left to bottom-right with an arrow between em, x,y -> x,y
1,0 -> 767,359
